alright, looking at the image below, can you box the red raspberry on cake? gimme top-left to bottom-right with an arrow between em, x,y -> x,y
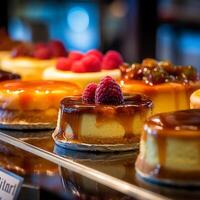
82,83 -> 97,103
86,49 -> 103,61
95,76 -> 124,105
68,51 -> 84,61
56,57 -> 73,71
82,55 -> 101,72
71,61 -> 86,73
33,47 -> 52,59
102,50 -> 123,70
48,40 -> 67,57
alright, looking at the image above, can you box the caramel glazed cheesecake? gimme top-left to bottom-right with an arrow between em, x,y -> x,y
53,76 -> 152,149
0,80 -> 80,129
136,109 -> 200,186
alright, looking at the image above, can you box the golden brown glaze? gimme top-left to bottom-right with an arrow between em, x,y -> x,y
146,109 -> 200,137
0,80 -> 81,110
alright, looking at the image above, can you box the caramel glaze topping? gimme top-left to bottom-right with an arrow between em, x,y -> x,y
146,109 -> 200,136
56,95 -> 152,143
136,109 -> 200,180
120,58 -> 199,85
0,70 -> 20,81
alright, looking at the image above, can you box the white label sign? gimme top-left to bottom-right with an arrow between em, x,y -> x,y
0,168 -> 23,200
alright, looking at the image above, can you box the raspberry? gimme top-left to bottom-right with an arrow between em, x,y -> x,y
82,55 -> 101,72
33,47 -> 52,59
11,43 -> 33,57
56,57 -> 73,71
34,43 -> 47,50
82,83 -> 97,103
95,76 -> 124,105
48,40 -> 67,57
71,61 -> 86,73
102,50 -> 123,70
68,51 -> 83,61
86,49 -> 103,61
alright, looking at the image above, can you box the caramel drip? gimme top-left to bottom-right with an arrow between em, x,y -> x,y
118,114 -> 134,138
174,87 -> 179,110
62,112 -> 81,140
156,134 -> 166,167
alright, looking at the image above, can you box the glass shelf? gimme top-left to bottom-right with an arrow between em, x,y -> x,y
0,130 -> 199,200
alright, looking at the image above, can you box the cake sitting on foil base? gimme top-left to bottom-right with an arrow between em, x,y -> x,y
136,109 -> 200,186
0,80 -> 80,129
53,76 -> 152,149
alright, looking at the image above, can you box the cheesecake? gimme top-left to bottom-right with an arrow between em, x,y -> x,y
43,50 -> 122,89
1,40 -> 67,80
43,67 -> 120,88
120,59 -> 200,114
136,109 -> 200,185
53,76 -> 152,145
0,80 -> 80,129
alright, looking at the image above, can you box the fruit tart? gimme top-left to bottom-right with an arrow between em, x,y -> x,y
1,40 -> 67,80
43,50 -> 122,89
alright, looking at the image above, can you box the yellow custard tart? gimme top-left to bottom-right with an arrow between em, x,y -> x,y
1,40 -> 67,80
120,59 -> 200,114
0,80 -> 80,129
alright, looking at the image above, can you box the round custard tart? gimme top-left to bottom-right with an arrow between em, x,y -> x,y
1,57 -> 56,80
43,50 -> 123,89
120,59 -> 200,114
136,109 -> 200,186
53,95 -> 152,151
1,41 -> 67,80
43,67 -> 120,89
0,80 -> 80,129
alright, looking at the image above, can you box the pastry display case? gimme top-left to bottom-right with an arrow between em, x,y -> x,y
1,1 -> 200,200
0,129 -> 199,200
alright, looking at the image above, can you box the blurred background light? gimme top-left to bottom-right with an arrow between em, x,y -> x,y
65,3 -> 100,52
67,7 -> 89,33
9,18 -> 31,41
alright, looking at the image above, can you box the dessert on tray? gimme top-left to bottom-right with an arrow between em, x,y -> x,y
53,76 -> 152,150
43,50 -> 122,88
0,80 -> 80,129
136,109 -> 200,186
120,58 -> 200,114
1,40 -> 67,80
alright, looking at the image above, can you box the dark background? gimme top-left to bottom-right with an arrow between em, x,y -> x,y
1,0 -> 200,68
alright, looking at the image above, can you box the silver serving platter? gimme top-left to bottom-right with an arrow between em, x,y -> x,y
54,144 -> 137,160
53,129 -> 138,152
54,139 -> 139,152
136,168 -> 200,187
